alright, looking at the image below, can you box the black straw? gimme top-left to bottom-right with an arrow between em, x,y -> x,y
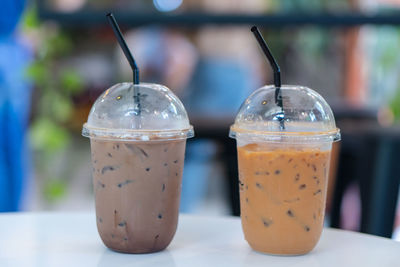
251,26 -> 283,108
107,13 -> 139,85
251,26 -> 284,130
107,12 -> 141,118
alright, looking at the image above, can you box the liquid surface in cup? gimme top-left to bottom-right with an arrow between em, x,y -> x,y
91,138 -> 186,253
237,143 -> 331,255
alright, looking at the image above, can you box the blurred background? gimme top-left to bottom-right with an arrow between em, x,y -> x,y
2,0 -> 400,240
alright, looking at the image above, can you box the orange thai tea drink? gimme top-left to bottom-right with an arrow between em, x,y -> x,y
230,85 -> 340,255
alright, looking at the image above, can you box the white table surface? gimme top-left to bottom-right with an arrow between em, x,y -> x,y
0,212 -> 399,267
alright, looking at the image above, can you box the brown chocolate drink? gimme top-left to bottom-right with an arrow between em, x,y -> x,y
90,138 -> 186,253
83,82 -> 194,253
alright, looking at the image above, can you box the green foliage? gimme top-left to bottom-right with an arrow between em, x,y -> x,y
380,46 -> 398,69
373,28 -> 400,122
43,179 -> 67,202
44,33 -> 73,59
22,5 -> 85,204
389,88 -> 400,121
26,61 -> 48,87
30,118 -> 70,153
21,5 -> 39,30
61,69 -> 84,95
36,91 -> 74,123
52,94 -> 74,123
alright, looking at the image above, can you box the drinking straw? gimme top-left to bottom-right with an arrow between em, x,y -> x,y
251,26 -> 285,130
107,13 -> 141,116
107,13 -> 139,84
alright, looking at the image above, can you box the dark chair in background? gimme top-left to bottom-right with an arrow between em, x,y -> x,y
190,116 -> 240,216
331,118 -> 400,238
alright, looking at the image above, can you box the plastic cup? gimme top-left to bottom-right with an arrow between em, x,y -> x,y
229,85 -> 340,255
82,83 -> 193,253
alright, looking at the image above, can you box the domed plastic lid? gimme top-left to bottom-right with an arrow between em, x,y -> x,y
82,83 -> 194,141
229,85 -> 340,143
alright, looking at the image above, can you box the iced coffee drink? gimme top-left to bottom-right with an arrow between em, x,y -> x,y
83,83 -> 193,253
238,144 -> 331,255
230,85 -> 340,255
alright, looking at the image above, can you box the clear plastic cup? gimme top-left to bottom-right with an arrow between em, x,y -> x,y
82,82 -> 193,253
229,85 -> 340,255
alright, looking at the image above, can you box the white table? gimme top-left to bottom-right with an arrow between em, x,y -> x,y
0,212 -> 399,267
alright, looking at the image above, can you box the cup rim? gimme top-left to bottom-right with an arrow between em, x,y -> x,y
82,124 -> 194,141
229,125 -> 341,143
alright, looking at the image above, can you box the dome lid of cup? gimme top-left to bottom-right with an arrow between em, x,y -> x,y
229,85 -> 340,143
82,82 -> 193,141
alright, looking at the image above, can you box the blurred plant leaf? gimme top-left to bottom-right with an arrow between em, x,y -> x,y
43,179 -> 67,202
21,6 -> 39,30
60,69 -> 84,95
26,61 -> 48,86
30,118 -> 70,152
44,33 -> 73,58
23,4 -> 86,206
37,87 -> 75,123
51,95 -> 74,123
389,87 -> 400,121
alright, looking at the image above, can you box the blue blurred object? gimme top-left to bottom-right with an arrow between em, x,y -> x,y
0,0 -> 25,36
180,140 -> 216,212
0,0 -> 31,211
180,58 -> 254,213
184,58 -> 253,116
